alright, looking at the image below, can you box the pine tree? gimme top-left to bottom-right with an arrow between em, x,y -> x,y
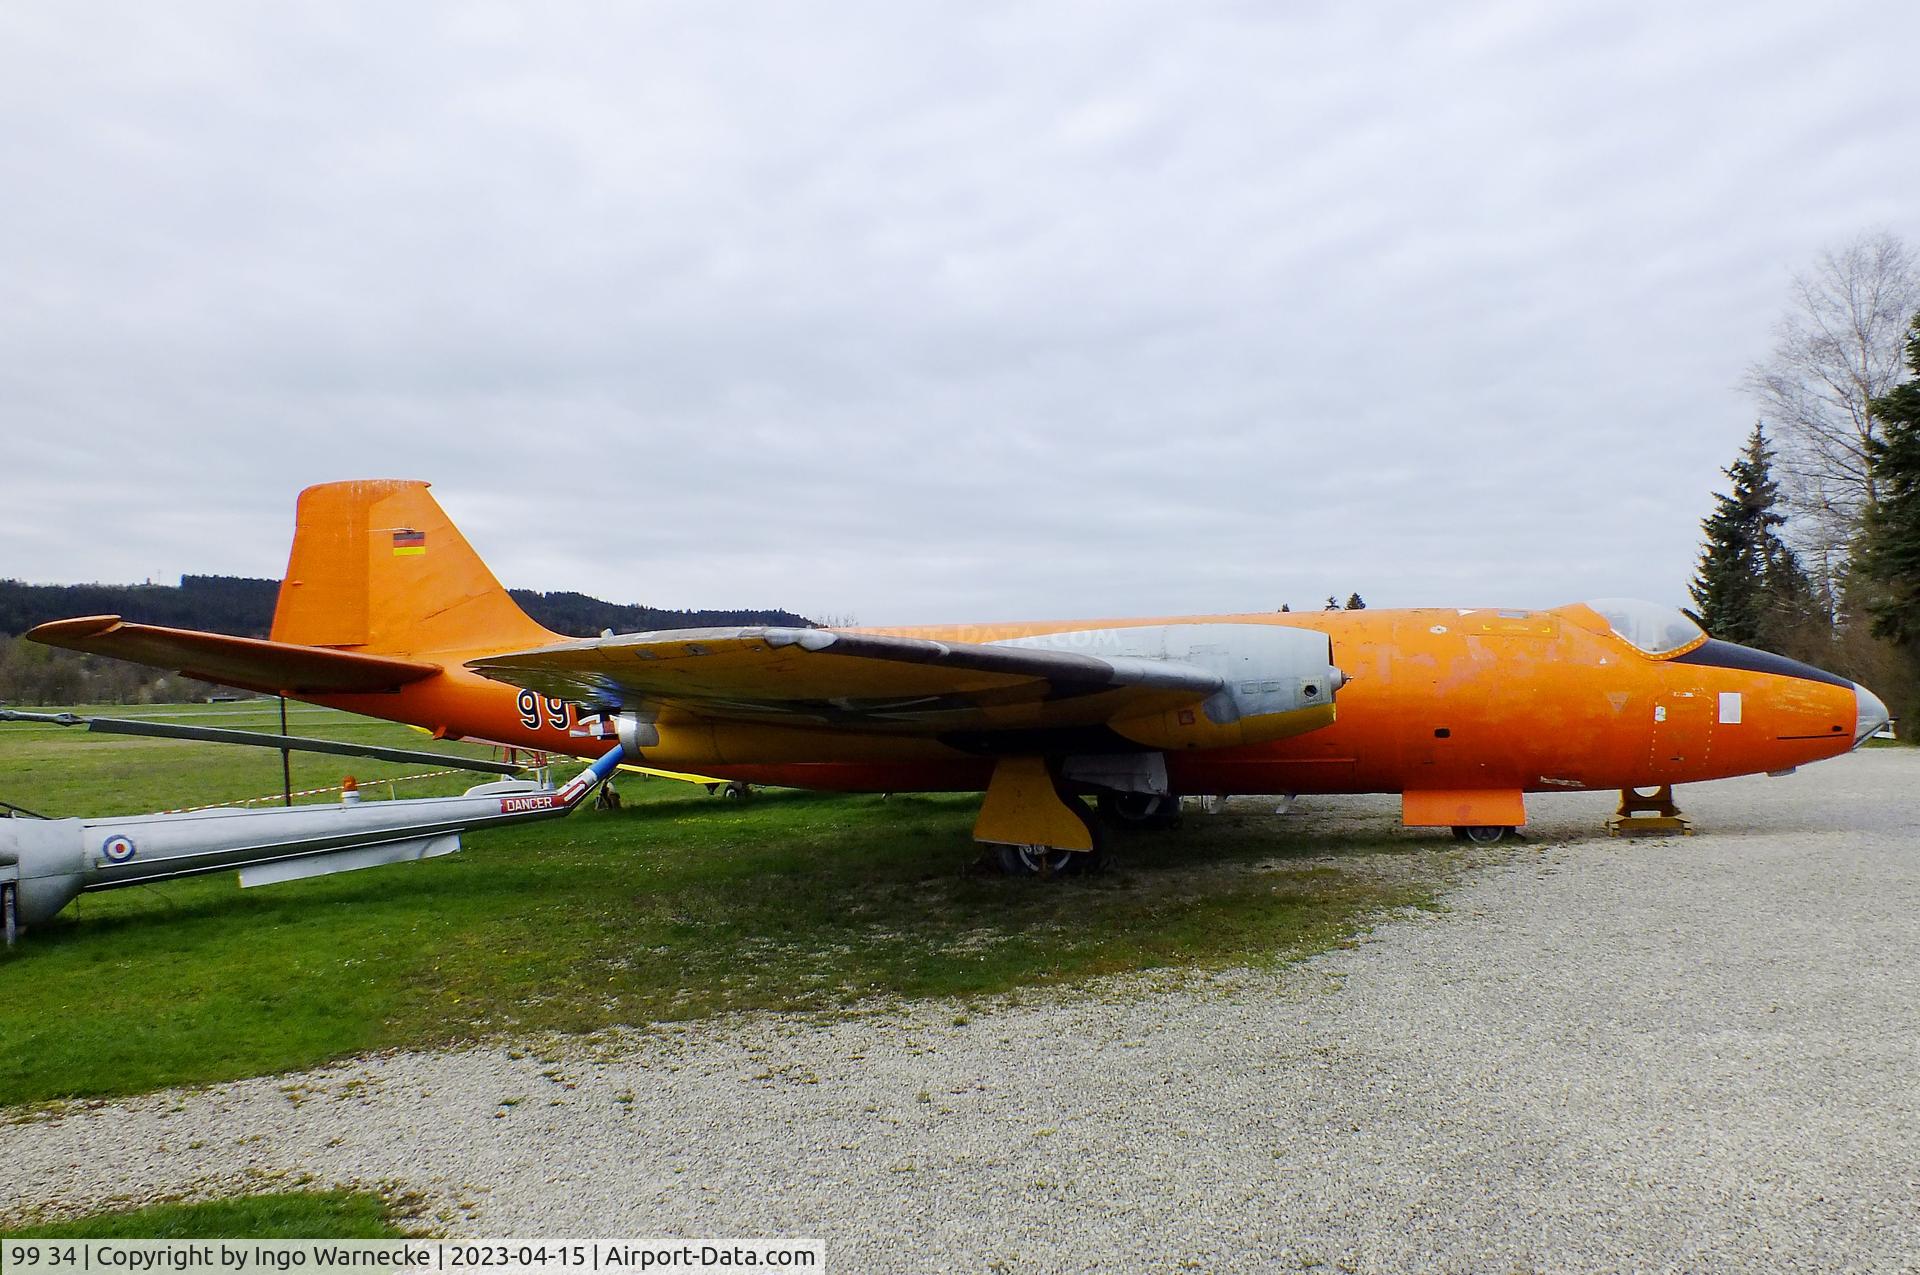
1689,424 -> 1810,648
1344,593 -> 1366,610
1859,313 -> 1920,644
1324,596 -> 1339,610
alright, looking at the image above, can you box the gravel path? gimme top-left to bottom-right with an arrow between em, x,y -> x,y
5,751 -> 1917,1272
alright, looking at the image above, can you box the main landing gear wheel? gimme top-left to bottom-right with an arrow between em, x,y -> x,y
718,781 -> 751,802
1096,792 -> 1181,829
994,843 -> 1104,877
995,793 -> 1106,877
1452,825 -> 1514,844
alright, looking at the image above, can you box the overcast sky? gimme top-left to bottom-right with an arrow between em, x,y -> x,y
4,2 -> 1917,625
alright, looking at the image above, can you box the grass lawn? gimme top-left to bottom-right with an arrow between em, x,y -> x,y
0,703 -> 1451,1107
0,1191 -> 409,1239
0,701 -> 496,817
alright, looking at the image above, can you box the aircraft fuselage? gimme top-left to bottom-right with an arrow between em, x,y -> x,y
311,603 -> 1867,811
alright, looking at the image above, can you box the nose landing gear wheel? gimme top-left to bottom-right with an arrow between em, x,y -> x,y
1453,825 -> 1514,844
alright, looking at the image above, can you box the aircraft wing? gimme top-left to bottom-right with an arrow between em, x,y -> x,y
467,626 -> 1223,733
28,616 -> 441,694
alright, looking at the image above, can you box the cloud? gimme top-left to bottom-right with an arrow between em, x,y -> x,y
3,1 -> 1917,623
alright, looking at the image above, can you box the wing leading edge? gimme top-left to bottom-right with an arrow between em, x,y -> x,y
466,626 -> 1224,734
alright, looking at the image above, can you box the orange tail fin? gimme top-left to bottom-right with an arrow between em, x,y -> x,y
270,480 -> 555,657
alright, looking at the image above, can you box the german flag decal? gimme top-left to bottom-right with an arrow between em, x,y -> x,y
391,529 -> 426,556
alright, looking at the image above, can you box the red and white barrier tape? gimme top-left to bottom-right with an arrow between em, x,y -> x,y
166,769 -> 467,813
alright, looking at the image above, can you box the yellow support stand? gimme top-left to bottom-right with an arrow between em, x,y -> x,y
974,756 -> 1096,851
1607,785 -> 1693,837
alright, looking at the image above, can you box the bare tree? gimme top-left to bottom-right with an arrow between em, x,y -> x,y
1744,231 -> 1920,561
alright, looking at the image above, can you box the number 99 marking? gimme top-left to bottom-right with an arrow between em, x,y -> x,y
516,690 -> 576,733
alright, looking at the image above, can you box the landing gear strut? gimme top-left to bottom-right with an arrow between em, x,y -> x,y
1606,785 -> 1692,836
1096,791 -> 1181,829
975,757 -> 1106,877
991,793 -> 1107,876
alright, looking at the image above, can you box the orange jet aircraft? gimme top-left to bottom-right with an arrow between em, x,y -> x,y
32,480 -> 1891,873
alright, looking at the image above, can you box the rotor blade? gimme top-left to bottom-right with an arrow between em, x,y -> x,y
0,710 -> 525,776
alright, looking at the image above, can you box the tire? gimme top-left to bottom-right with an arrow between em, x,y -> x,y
1454,824 -> 1512,844
720,781 -> 751,801
996,792 -> 1107,877
994,843 -> 1104,877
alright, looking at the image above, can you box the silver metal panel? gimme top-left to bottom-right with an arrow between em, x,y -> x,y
238,833 -> 461,888
1001,623 -> 1341,724
1062,752 -> 1170,795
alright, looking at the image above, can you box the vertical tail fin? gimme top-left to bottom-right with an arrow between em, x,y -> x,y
270,480 -> 555,657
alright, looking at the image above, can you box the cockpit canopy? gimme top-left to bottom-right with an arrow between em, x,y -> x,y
1581,598 -> 1706,656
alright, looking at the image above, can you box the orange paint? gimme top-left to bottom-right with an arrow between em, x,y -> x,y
31,482 -> 1873,831
308,593 -> 1865,825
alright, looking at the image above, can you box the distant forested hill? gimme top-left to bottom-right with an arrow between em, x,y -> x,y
0,576 -> 280,639
506,590 -> 812,635
0,576 -> 811,639
0,576 -> 813,705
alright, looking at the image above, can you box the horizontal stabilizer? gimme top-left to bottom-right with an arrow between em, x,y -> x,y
28,615 -> 440,694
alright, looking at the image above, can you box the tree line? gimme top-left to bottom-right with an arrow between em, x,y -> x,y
1276,595 -> 1366,612
0,576 -> 812,706
1690,230 -> 1920,727
0,575 -> 280,640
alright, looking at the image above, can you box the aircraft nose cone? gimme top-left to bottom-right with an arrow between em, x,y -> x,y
1853,682 -> 1892,748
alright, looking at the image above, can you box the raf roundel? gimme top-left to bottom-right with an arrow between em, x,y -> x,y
101,834 -> 137,864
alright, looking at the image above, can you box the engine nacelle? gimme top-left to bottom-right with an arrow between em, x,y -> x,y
1003,623 -> 1345,750
0,818 -> 89,929
616,709 -> 661,754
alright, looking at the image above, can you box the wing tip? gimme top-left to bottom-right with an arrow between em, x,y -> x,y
26,614 -> 125,643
